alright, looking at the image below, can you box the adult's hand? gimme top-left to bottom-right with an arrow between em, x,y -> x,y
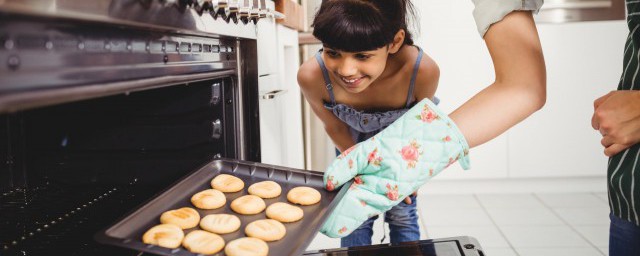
592,90 -> 640,156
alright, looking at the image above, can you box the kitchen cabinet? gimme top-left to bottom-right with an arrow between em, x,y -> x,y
257,12 -> 305,169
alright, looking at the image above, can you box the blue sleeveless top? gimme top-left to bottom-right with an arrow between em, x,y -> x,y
315,46 -> 436,143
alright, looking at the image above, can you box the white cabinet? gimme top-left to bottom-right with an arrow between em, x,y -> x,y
256,15 -> 305,169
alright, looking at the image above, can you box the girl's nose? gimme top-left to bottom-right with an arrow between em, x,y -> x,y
337,60 -> 358,77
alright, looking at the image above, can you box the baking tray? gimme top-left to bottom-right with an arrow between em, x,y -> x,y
95,158 -> 351,256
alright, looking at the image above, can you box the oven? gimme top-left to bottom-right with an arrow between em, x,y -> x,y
0,1 -> 488,255
0,0 -> 266,255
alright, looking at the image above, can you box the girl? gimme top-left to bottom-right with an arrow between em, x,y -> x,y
298,0 -> 546,247
297,0 -> 434,246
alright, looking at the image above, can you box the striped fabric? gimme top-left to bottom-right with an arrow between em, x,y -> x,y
608,1 -> 640,227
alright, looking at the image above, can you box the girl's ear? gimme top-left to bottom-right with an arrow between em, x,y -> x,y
388,29 -> 405,54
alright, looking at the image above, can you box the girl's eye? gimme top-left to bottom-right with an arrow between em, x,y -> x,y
325,50 -> 339,57
355,54 -> 370,60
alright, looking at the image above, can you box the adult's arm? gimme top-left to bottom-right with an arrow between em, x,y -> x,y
450,9 -> 546,148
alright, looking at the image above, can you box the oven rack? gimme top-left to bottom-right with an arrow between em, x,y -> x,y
1,178 -> 158,255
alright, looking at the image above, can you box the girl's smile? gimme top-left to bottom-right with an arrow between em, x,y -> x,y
339,75 -> 367,89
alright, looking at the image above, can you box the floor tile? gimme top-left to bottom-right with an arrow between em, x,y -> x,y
499,226 -> 592,247
515,247 -> 604,256
486,207 -> 564,226
416,194 -> 482,209
574,225 -> 609,247
553,207 -> 610,226
537,193 -> 608,208
371,216 -> 389,244
418,215 -> 429,240
480,247 -> 518,256
599,247 -> 609,255
421,208 -> 494,227
425,226 -> 510,248
476,193 -> 545,209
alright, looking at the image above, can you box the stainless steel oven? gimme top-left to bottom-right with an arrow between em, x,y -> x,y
0,1 -> 270,255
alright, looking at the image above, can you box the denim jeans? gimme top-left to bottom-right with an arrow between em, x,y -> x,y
340,194 -> 420,247
609,213 -> 640,256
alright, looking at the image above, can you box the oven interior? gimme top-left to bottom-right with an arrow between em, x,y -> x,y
0,78 -> 238,255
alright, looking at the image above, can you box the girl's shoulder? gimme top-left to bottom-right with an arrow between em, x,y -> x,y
411,48 -> 440,100
297,55 -> 329,101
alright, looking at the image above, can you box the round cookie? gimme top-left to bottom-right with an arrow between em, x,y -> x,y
200,214 -> 241,234
287,186 -> 321,205
266,202 -> 304,223
248,180 -> 282,199
245,219 -> 287,242
225,237 -> 269,256
159,207 -> 200,229
191,189 -> 226,210
142,224 -> 184,249
230,195 -> 266,215
211,174 -> 244,193
182,230 -> 225,255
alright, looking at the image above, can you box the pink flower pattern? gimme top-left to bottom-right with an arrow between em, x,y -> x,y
385,183 -> 399,201
326,175 -> 336,191
348,159 -> 354,169
399,140 -> 422,169
416,104 -> 439,123
338,145 -> 356,159
445,157 -> 456,168
350,176 -> 364,190
367,148 -> 383,166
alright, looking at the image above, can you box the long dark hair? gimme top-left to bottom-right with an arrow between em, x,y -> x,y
312,0 -> 418,52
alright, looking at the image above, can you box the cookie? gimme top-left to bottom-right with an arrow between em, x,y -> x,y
248,180 -> 282,199
182,230 -> 225,255
287,186 -> 321,205
142,224 -> 184,249
230,195 -> 266,215
244,219 -> 287,242
200,214 -> 241,234
225,237 -> 269,256
266,202 -> 304,223
211,174 -> 244,193
191,189 -> 226,210
159,207 -> 200,229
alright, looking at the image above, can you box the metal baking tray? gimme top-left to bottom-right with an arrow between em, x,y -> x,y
95,158 -> 350,256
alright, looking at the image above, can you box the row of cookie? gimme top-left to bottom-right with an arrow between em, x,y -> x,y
143,224 -> 268,256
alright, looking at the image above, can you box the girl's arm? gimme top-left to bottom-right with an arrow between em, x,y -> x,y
449,11 -> 546,148
297,60 -> 356,152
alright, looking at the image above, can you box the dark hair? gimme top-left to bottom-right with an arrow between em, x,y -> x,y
312,0 -> 417,52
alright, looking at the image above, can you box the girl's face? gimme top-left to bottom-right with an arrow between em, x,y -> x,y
322,46 -> 390,94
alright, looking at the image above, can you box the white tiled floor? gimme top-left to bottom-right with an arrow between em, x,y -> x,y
306,192 -> 610,255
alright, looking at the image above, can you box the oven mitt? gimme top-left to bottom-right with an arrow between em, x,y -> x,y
320,98 -> 471,238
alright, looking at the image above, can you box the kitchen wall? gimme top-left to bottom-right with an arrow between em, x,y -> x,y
413,0 -> 627,179
299,0 -> 628,181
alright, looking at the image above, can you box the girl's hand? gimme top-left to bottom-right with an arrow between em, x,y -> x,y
403,191 -> 418,204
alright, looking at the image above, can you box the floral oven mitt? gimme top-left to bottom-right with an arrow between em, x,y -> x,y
321,98 -> 471,238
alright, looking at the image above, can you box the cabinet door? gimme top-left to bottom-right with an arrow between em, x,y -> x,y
258,74 -> 286,166
257,13 -> 278,78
